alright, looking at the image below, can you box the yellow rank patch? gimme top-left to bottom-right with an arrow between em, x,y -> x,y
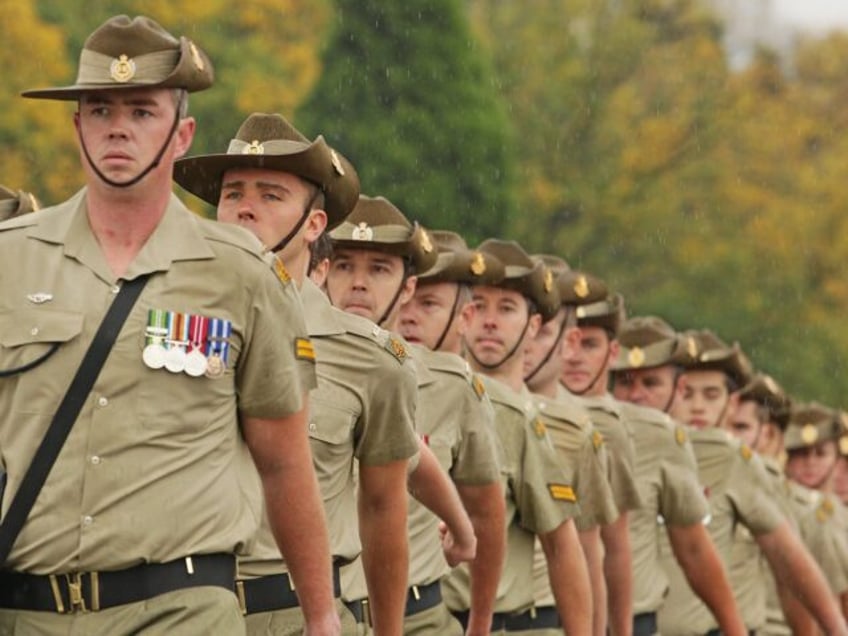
592,430 -> 604,451
740,444 -> 752,461
675,426 -> 687,446
471,375 -> 486,400
386,336 -> 408,363
548,483 -> 577,502
534,418 -> 547,438
273,256 -> 291,286
817,497 -> 835,523
294,337 -> 315,361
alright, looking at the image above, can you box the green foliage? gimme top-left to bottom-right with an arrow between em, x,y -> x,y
296,0 -> 515,243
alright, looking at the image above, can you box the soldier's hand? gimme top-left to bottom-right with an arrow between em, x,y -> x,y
439,520 -> 477,566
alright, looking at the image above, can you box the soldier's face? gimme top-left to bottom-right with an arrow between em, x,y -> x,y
75,88 -> 194,185
726,400 -> 762,447
523,308 -> 566,389
612,365 -> 680,412
326,248 -> 416,325
561,326 -> 618,397
399,281 -> 469,352
786,441 -> 838,490
217,168 -> 324,264
670,370 -> 736,429
465,286 -> 539,369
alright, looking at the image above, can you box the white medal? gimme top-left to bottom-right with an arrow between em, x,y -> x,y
164,346 -> 187,373
142,343 -> 167,369
184,349 -> 208,377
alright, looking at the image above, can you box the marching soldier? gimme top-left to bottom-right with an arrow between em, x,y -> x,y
175,112 -> 423,634
444,238 -> 592,635
0,16 -> 332,635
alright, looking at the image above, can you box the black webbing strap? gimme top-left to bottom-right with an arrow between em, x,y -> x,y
0,274 -> 150,565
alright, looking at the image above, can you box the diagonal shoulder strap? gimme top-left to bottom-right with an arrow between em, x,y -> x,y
0,274 -> 150,565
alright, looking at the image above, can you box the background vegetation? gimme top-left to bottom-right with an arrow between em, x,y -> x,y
5,0 -> 848,405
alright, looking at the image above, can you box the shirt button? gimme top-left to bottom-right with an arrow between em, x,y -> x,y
111,285 -> 121,294
308,423 -> 317,432
90,455 -> 101,465
30,327 -> 39,336
97,396 -> 109,408
82,515 -> 93,526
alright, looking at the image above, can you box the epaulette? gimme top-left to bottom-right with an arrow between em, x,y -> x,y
385,334 -> 409,363
533,417 -> 548,439
0,211 -> 40,231
471,374 -> 486,400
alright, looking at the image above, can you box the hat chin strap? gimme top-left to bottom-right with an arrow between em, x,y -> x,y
431,285 -> 462,352
567,338 -> 609,396
78,92 -> 184,189
465,314 -> 532,372
376,277 -> 408,327
524,316 -> 567,384
268,188 -> 321,255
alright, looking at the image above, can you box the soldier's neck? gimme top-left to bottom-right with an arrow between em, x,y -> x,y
527,375 -> 558,399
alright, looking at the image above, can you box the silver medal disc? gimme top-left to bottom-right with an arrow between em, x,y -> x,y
142,343 -> 167,369
184,349 -> 208,377
164,347 -> 187,373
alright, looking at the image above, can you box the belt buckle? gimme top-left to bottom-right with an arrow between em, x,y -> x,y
47,572 -> 100,614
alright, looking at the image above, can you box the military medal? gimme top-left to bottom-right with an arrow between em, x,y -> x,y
142,309 -> 168,369
164,311 -> 188,373
205,318 -> 232,378
184,314 -> 209,377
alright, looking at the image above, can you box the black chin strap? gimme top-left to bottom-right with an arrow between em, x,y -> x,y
377,277 -> 408,327
661,368 -> 684,414
268,187 -> 321,254
78,92 -> 184,189
524,316 -> 567,384
465,314 -> 532,371
432,285 -> 462,352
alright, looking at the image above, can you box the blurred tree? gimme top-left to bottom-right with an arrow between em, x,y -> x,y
296,0 -> 516,242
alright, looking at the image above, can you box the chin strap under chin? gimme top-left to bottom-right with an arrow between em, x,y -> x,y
78,92 -> 184,189
267,187 -> 321,255
566,338 -> 609,396
431,285 -> 462,352
523,317 -> 567,384
465,314 -> 532,372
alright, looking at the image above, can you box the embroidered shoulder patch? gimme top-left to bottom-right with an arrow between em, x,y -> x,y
592,430 -> 604,451
471,375 -> 486,400
675,426 -> 687,446
548,483 -> 577,502
294,337 -> 315,361
534,418 -> 547,439
740,444 -> 753,461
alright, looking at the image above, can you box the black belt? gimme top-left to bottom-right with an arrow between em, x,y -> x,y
0,553 -> 235,613
633,611 -> 658,636
454,605 -> 561,632
704,631 -> 756,636
404,580 -> 442,617
237,562 -> 342,615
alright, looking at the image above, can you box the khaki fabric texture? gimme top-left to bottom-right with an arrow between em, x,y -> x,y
407,345 -> 501,588
240,280 -> 419,576
442,378 -> 577,614
617,402 -> 708,614
244,599 -> 358,635
0,190 -> 311,573
0,586 -> 244,636
574,391 -> 643,513
658,427 -> 785,635
401,601 -> 463,636
530,392 -> 618,607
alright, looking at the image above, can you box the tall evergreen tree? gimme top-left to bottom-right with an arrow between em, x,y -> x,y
297,0 -> 515,241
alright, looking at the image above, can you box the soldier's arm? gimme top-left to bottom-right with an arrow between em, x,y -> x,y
578,526 -> 608,636
408,441 -> 476,565
757,521 -> 848,635
456,481 -> 506,636
539,518 -> 592,636
243,403 -> 339,636
600,512 -> 633,636
667,522 -> 747,636
776,579 -> 818,635
359,458 -> 410,636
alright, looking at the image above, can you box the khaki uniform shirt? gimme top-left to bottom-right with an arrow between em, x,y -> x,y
658,427 -> 784,635
406,345 -> 502,587
240,280 -> 419,577
575,391 -> 643,514
0,191 -> 313,574
531,392 -> 618,607
443,378 -> 579,614
618,402 -> 708,614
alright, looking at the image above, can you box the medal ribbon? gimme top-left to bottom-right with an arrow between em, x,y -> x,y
206,319 -> 233,366
166,312 -> 189,350
145,309 -> 167,346
188,314 -> 209,352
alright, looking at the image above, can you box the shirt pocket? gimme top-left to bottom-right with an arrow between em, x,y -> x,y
308,389 -> 358,487
0,309 -> 84,413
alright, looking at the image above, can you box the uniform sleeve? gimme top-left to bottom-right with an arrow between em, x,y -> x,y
592,412 -> 643,513
449,384 -> 501,485
658,431 -> 709,526
800,511 -> 848,595
513,418 -> 579,535
574,433 -> 620,531
728,451 -> 786,536
235,270 -> 312,418
356,359 -> 419,466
